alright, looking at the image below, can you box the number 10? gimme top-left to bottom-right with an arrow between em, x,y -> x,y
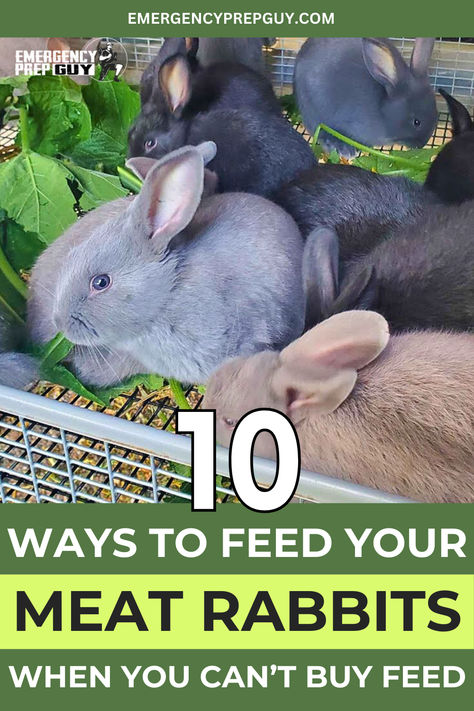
177,410 -> 300,512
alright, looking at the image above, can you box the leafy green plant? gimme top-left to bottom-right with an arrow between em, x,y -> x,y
312,123 -> 441,181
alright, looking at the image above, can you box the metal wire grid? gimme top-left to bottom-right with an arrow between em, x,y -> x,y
0,383 -> 236,504
112,36 -> 474,108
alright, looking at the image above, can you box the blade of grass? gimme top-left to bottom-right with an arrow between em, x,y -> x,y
316,123 -> 427,170
168,378 -> 190,410
0,242 -> 28,299
117,165 -> 143,194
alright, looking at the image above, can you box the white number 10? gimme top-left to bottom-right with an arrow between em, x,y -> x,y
176,409 -> 300,512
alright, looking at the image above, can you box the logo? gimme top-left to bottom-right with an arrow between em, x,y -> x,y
14,37 -> 128,81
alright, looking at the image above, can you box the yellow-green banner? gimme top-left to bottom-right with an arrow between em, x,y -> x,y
1,574 -> 473,649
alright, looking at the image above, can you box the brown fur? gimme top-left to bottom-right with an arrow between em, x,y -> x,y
204,315 -> 474,503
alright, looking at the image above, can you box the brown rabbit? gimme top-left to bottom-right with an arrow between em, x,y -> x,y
204,311 -> 474,503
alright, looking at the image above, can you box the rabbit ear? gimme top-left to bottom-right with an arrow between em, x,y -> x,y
303,226 -> 339,329
126,141 -> 217,184
195,140 -> 217,165
333,265 -> 378,314
185,37 -> 199,58
272,311 -> 389,421
126,156 -> 158,181
362,38 -> 407,92
158,54 -> 192,116
410,38 -> 435,77
281,311 -> 390,372
439,89 -> 473,135
133,147 -> 204,252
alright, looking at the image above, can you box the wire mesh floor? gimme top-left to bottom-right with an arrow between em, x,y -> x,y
0,382 -> 236,503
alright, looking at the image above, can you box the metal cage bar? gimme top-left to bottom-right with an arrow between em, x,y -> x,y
0,384 -> 408,504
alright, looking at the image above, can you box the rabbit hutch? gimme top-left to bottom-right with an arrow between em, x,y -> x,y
0,37 -> 472,505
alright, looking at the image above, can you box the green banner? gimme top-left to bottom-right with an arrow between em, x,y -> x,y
0,0 -> 473,37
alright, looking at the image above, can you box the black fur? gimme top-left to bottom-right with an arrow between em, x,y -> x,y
305,203 -> 474,333
129,42 -> 316,196
274,163 -> 438,261
425,90 -> 474,205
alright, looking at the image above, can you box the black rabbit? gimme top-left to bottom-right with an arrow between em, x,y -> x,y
425,89 -> 474,204
128,40 -> 316,196
303,202 -> 474,333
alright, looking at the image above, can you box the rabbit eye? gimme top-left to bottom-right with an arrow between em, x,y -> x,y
222,416 -> 237,428
144,138 -> 157,152
90,274 -> 112,292
413,118 -> 421,127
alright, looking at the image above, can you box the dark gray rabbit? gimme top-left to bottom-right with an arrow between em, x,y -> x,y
425,89 -> 474,204
27,143 -> 305,387
196,38 -> 275,74
138,37 -> 279,114
294,37 -> 437,157
273,163 -> 438,263
303,202 -> 474,332
0,311 -> 37,390
129,41 -> 316,196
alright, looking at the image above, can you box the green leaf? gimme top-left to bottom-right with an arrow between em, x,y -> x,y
327,149 -> 341,164
1,218 -> 44,272
24,76 -> 92,156
69,79 -> 140,172
0,152 -> 77,243
93,373 -> 165,404
168,378 -> 190,409
64,162 -> 128,211
0,271 -> 26,322
279,93 -> 302,124
68,127 -> 127,172
352,147 -> 440,182
39,362 -> 107,406
82,78 -> 140,143
36,332 -> 74,370
0,75 -> 29,89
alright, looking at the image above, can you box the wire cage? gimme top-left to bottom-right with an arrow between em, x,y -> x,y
0,36 -> 472,505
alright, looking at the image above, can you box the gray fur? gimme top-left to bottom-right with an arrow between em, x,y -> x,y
294,37 -> 437,157
0,312 -> 38,389
27,144 -> 305,387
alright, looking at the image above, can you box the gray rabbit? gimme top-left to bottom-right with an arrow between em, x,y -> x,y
303,201 -> 474,332
27,142 -> 305,387
425,89 -> 474,204
294,37 -> 437,157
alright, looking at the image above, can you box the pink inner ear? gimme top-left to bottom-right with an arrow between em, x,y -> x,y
139,149 -> 204,249
149,205 -> 181,239
281,312 -> 389,373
